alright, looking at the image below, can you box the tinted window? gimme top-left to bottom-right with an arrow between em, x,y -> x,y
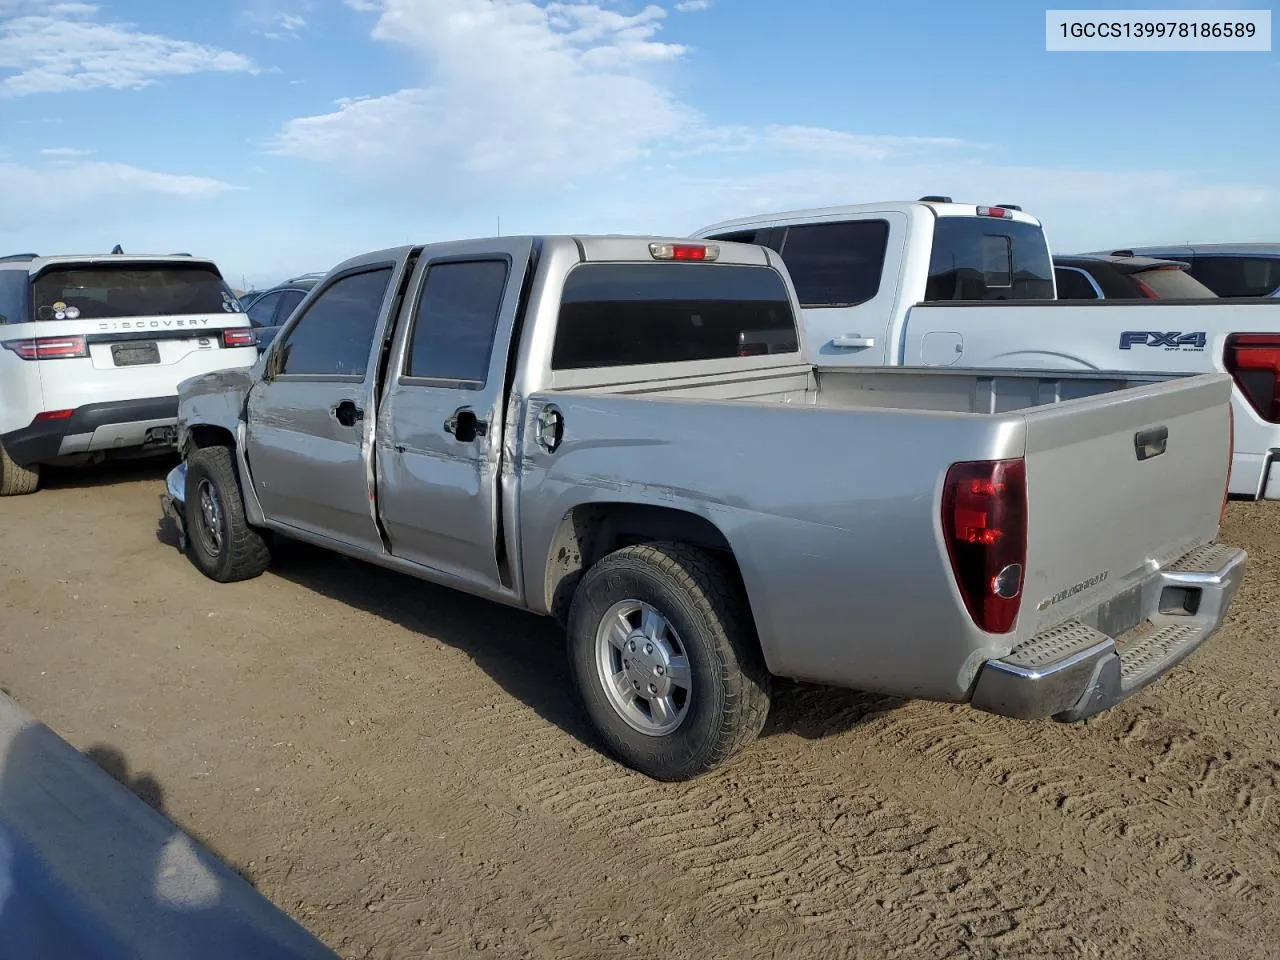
246,291 -> 281,328
0,270 -> 26,324
276,267 -> 392,377
1188,256 -> 1280,298
405,260 -> 509,384
1054,267 -> 1099,300
925,218 -> 1054,301
276,288 -> 306,323
552,263 -> 799,371
1133,267 -> 1216,299
31,262 -> 240,320
774,220 -> 889,308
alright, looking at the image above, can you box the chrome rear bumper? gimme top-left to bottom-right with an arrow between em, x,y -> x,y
970,543 -> 1247,722
160,463 -> 188,552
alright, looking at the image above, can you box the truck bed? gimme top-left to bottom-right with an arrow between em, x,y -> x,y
526,365 -> 1234,701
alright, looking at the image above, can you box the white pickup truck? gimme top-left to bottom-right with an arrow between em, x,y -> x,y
693,200 -> 1280,499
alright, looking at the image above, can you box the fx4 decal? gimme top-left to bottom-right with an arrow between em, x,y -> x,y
1119,331 -> 1207,351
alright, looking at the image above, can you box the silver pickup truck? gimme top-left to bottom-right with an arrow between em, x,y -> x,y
160,235 -> 1246,781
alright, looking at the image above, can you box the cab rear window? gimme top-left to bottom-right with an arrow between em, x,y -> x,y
925,218 -> 1055,301
551,263 -> 800,370
31,262 -> 241,321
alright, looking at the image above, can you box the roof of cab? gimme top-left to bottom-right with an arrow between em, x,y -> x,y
325,235 -> 774,277
691,200 -> 1043,238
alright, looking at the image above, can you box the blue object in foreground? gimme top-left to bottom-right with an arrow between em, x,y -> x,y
0,693 -> 338,960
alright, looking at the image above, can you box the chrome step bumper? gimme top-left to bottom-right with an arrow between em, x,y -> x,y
970,543 -> 1247,722
159,462 -> 188,552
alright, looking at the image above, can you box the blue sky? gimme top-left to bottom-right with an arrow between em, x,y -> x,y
1,0 -> 1276,289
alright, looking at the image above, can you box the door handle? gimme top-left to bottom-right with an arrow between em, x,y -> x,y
832,335 -> 876,349
331,399 -> 364,428
444,406 -> 487,443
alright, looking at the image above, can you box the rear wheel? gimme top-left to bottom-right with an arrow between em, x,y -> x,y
0,444 -> 40,496
566,542 -> 772,781
183,445 -> 271,582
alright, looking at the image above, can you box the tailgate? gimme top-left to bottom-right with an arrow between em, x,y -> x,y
22,313 -> 257,410
1016,372 -> 1232,639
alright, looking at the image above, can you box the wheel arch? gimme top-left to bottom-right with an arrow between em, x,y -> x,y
182,423 -> 237,458
542,501 -> 755,633
179,419 -> 267,527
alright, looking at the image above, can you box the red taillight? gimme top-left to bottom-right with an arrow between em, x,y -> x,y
1223,333 -> 1280,422
33,409 -> 75,422
942,458 -> 1027,634
976,206 -> 1014,219
1,335 -> 88,360
222,327 -> 256,348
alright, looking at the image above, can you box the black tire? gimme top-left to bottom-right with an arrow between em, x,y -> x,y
0,444 -> 39,496
183,445 -> 271,583
566,542 -> 772,781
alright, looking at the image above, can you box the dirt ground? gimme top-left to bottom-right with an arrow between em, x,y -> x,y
0,457 -> 1277,960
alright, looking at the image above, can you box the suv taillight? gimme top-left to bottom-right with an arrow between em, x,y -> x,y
222,327 -> 256,348
1223,333 -> 1280,422
1,335 -> 88,360
942,458 -> 1027,634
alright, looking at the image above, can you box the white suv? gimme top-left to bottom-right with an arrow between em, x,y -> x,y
0,252 -> 259,495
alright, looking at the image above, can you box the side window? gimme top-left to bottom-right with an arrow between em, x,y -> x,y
275,267 -> 392,378
774,220 -> 889,308
1188,256 -> 1280,298
405,260 -> 509,385
245,292 -> 281,328
1054,267 -> 1099,300
274,288 -> 306,325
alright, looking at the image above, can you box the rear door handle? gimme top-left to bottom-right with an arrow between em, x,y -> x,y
331,399 -> 364,428
444,407 -> 487,443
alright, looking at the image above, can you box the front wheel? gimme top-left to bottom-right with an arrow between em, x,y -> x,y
566,542 -> 772,781
183,446 -> 271,583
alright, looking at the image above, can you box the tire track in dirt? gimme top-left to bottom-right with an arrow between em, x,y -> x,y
6,478 -> 1277,959
277,524 -> 1279,959
857,705 -> 1277,906
472,709 -> 1150,957
379,626 -> 1099,957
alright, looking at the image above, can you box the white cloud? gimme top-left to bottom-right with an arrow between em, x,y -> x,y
681,124 -> 971,161
268,0 -> 698,188
674,0 -> 710,11
0,1 -> 256,97
0,161 -> 235,223
240,1 -> 310,39
269,0 -> 975,199
39,145 -> 94,156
